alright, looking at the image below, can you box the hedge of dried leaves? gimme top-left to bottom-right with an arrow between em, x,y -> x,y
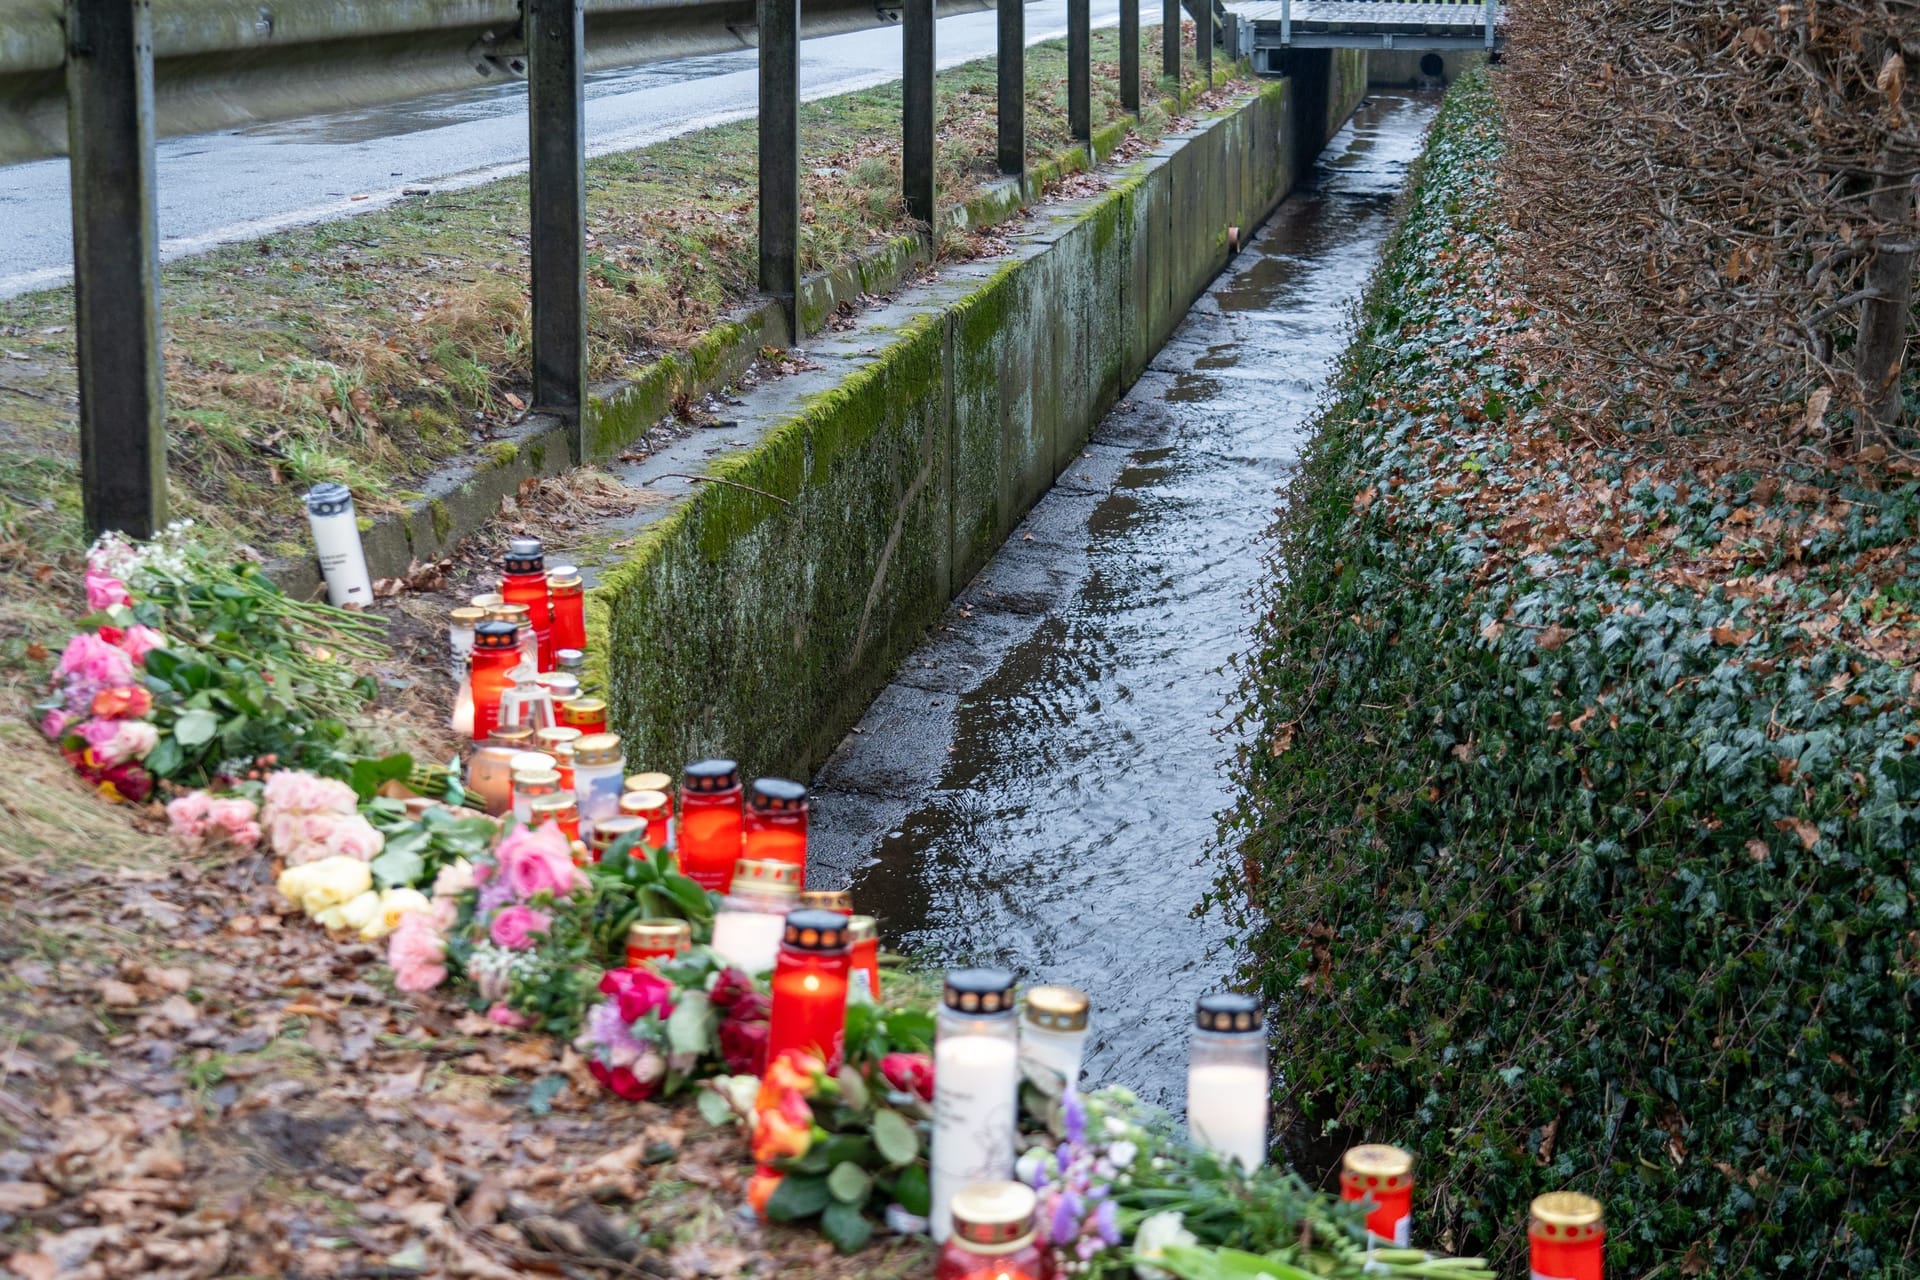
1219,72 -> 1919,1277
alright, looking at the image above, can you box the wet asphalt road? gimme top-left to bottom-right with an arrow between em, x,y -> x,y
807,92 -> 1437,1102
0,0 -> 1137,300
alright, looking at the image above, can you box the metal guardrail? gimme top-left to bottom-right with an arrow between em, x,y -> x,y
18,0 -> 1223,539
0,0 -> 999,166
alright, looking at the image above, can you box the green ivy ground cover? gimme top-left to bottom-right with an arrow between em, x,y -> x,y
1218,71 -> 1920,1277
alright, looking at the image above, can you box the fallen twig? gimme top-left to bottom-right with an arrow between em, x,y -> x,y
641,472 -> 791,507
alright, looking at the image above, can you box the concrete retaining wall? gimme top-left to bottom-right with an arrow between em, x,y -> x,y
591,58 -> 1368,779
1368,49 -> 1486,86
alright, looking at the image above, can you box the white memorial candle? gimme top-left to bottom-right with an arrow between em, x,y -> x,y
1185,1063 -> 1269,1172
930,970 -> 1020,1243
303,484 -> 374,608
710,909 -> 786,974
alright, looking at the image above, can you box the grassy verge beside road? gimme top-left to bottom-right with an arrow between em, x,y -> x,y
0,28 -> 1219,567
1220,72 -> 1919,1277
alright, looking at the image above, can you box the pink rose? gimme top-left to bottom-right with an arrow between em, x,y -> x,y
432,859 -> 475,899
320,813 -> 383,861
40,709 -> 71,740
261,769 -> 358,818
496,821 -> 577,900
489,904 -> 551,950
91,685 -> 153,720
488,1003 -> 531,1028
55,633 -> 134,690
77,718 -> 152,765
207,797 -> 262,849
117,625 -> 166,664
601,966 -> 676,1024
85,569 -> 131,611
880,1051 -> 935,1101
387,912 -> 448,992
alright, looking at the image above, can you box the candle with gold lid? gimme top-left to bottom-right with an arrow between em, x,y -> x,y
1020,985 -> 1090,1095
798,889 -> 852,915
1529,1193 -> 1603,1280
470,591 -> 504,610
624,771 -> 674,816
449,605 -> 485,678
625,918 -> 692,969
744,778 -> 808,870
511,767 -> 563,825
618,790 -> 672,849
936,1181 -> 1046,1280
535,726 -> 582,790
847,914 -> 880,1000
711,859 -> 802,973
1341,1144 -> 1414,1247
485,601 -> 537,670
572,733 -> 627,833
528,791 -> 581,844
590,815 -> 646,863
560,697 -> 608,736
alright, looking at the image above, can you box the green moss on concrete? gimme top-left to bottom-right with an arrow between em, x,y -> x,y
482,441 -> 520,469
429,498 -> 453,543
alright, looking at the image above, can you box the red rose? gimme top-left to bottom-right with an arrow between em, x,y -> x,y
719,1014 -> 770,1076
880,1052 -> 935,1101
606,1064 -> 658,1101
709,966 -> 759,1012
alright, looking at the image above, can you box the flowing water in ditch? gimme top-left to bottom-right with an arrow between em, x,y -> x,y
807,91 -> 1438,1103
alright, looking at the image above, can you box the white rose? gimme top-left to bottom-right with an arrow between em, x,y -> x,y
1109,1140 -> 1138,1169
1133,1210 -> 1197,1280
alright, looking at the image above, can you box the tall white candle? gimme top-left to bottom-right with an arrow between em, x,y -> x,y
303,484 -> 374,608
1186,1062 -> 1269,1172
710,909 -> 786,974
931,1034 -> 1020,1242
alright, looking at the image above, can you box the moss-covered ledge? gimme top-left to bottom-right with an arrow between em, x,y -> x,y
586,55 -> 1369,780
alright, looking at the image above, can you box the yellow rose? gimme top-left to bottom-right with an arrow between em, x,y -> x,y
312,903 -> 350,930
368,888 -> 433,941
297,855 -> 373,916
277,862 -> 321,906
335,889 -> 384,936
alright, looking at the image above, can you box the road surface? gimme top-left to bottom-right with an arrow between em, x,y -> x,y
0,0 -> 1141,300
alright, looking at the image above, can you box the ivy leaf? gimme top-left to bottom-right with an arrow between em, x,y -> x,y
763,1174 -> 831,1222
819,1200 -> 873,1253
827,1161 -> 872,1205
871,1107 -> 919,1167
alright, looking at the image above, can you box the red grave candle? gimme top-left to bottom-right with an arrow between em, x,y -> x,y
501,537 -> 554,671
625,771 -> 675,819
679,759 -> 745,892
619,790 -> 672,850
560,698 -> 608,737
1529,1193 -> 1604,1280
1339,1145 -> 1413,1247
547,567 -> 587,655
935,1182 -> 1047,1280
744,777 -> 808,870
528,792 -> 581,845
625,918 -> 692,969
764,910 -> 852,1072
469,622 -> 521,742
848,914 -> 881,1000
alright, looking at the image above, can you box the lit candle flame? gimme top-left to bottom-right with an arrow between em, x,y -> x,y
803,975 -> 820,992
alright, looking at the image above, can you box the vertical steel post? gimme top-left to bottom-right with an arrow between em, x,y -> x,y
526,0 -> 586,460
1120,0 -> 1140,114
1069,0 -> 1091,144
759,0 -> 800,335
66,0 -> 165,538
903,0 -> 936,225
997,0 -> 1025,175
1163,0 -> 1181,82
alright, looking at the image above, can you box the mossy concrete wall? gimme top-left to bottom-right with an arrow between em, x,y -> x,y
591,64 -> 1368,779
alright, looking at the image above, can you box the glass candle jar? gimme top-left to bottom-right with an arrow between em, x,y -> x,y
486,602 -> 538,672
528,791 -> 581,844
590,815 -> 646,863
1529,1193 -> 1603,1280
799,889 -> 853,915
464,743 -> 519,816
572,733 -> 627,833
535,726 -> 582,789
511,767 -> 563,825
1020,986 -> 1090,1097
744,778 -> 808,869
936,1181 -> 1046,1280
847,914 -> 880,1000
449,605 -> 484,680
497,665 -> 558,734
619,790 -> 672,850
626,918 -> 693,969
501,537 -> 554,670
450,672 -> 476,738
1340,1145 -> 1414,1247
1187,993 -> 1268,1174
469,622 -> 521,742
931,969 -> 1020,1243
765,909 -> 853,1072
679,759 -> 745,892
491,725 -> 536,752
624,772 -> 674,817
470,591 -> 504,610
303,483 -> 375,608
710,859 -> 802,974
560,697 -> 608,736
548,568 -> 586,655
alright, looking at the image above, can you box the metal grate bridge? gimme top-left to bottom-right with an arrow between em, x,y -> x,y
1222,0 -> 1501,71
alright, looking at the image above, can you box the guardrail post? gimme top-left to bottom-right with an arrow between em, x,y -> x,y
758,0 -> 800,336
997,0 -> 1025,174
1280,0 -> 1292,48
1194,0 -> 1211,84
526,0 -> 586,460
1484,0 -> 1497,48
1069,0 -> 1090,144
1120,0 -> 1140,114
67,0 -> 166,538
1163,0 -> 1180,81
903,0 -> 936,224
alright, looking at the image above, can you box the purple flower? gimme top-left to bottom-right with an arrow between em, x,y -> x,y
1050,1192 -> 1083,1243
476,878 -> 515,914
1063,1091 -> 1087,1146
1093,1199 -> 1121,1246
581,998 -> 657,1069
